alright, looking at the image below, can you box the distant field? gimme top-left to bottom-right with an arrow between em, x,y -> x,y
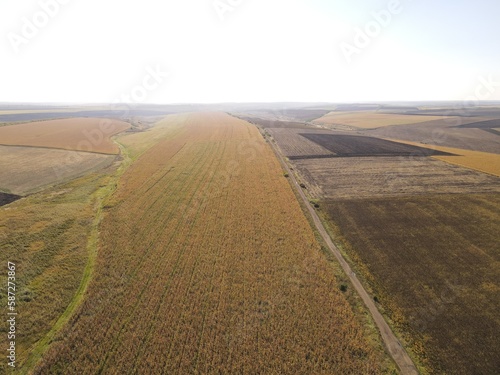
238,116 -> 310,129
0,110 -> 172,123
266,128 -> 334,158
117,113 -> 190,158
456,118 -> 500,129
404,108 -> 500,117
0,145 -> 116,195
239,109 -> 331,123
367,117 -> 500,155
0,118 -> 130,154
323,194 -> 500,375
35,112 -> 392,374
279,109 -> 331,121
300,134 -> 454,157
312,112 -> 447,129
0,108 -> 92,115
0,192 -> 21,206
384,139 -> 500,177
293,156 -> 500,200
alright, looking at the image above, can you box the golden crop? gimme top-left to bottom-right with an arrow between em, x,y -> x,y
35,112 -> 389,374
0,118 -> 130,154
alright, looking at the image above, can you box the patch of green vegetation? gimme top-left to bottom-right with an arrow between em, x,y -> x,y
0,157 -> 129,374
17,145 -> 133,374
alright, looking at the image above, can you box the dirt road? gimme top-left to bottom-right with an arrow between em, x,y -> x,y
267,135 -> 419,375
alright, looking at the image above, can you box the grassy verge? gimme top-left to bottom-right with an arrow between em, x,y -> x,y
19,144 -> 132,374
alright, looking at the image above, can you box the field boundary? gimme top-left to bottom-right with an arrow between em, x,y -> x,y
21,115 -> 188,373
382,138 -> 500,177
265,129 -> 419,375
0,143 -> 120,156
20,143 -> 133,374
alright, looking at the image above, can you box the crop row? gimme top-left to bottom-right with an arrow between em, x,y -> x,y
35,112 -> 389,374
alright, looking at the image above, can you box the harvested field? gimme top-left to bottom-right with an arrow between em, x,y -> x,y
368,118 -> 500,154
278,109 -> 331,121
0,117 -> 130,154
405,108 -> 500,117
240,109 -> 331,123
239,116 -> 310,129
0,146 -> 116,195
323,193 -> 500,375
300,134 -> 454,157
293,156 -> 500,199
0,107 -> 111,115
333,104 -> 381,112
313,112 -> 447,129
266,128 -> 334,158
34,112 -> 392,374
0,192 -> 21,206
484,128 -> 500,136
262,106 -> 500,375
456,118 -> 500,129
0,110 -> 172,123
383,139 -> 500,177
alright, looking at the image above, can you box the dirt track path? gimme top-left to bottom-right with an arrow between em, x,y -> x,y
267,135 -> 419,375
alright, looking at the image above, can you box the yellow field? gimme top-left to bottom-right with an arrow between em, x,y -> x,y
0,117 -> 130,154
33,112 -> 392,374
0,145 -> 116,195
313,111 -> 450,129
117,113 -> 189,158
387,138 -> 500,177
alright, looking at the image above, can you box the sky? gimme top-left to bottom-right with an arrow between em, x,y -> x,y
0,0 -> 499,103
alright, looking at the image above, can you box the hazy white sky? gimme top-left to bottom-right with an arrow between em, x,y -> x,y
1,0 -> 499,103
